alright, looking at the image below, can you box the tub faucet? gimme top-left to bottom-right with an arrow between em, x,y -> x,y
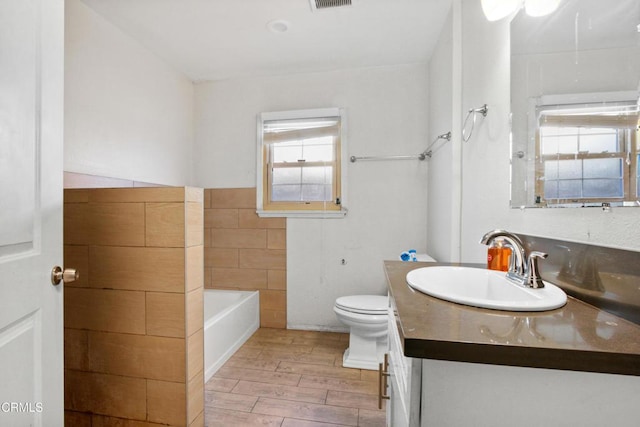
480,230 -> 547,289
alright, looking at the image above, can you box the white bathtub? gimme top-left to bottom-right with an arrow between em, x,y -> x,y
204,290 -> 260,382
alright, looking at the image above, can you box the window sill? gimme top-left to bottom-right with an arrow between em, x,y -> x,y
256,208 -> 348,219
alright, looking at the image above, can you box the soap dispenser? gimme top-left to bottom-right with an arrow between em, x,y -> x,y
487,238 -> 511,272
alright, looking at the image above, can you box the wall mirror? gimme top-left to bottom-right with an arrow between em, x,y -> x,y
510,0 -> 640,208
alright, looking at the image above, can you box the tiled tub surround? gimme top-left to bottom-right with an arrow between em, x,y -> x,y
204,188 -> 287,329
517,234 -> 640,325
64,187 -> 205,426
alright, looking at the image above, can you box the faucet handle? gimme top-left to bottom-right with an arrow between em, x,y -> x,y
526,251 -> 548,289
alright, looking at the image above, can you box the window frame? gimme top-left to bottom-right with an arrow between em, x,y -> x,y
532,102 -> 639,206
256,108 -> 347,218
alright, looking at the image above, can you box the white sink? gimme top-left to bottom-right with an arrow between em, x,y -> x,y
406,266 -> 567,311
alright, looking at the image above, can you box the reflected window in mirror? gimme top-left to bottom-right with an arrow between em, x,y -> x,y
509,0 -> 640,208
534,102 -> 639,206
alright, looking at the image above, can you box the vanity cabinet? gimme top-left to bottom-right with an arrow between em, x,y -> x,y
384,261 -> 640,427
385,293 -> 421,427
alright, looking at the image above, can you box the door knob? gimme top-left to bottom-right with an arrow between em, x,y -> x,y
51,266 -> 79,286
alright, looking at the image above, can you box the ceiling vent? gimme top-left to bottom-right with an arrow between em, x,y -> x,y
309,0 -> 353,11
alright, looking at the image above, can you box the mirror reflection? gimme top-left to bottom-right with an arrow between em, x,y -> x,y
510,0 -> 640,208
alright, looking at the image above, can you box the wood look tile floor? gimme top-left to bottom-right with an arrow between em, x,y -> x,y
205,328 -> 386,427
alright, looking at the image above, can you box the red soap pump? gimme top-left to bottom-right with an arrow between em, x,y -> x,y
487,238 -> 511,272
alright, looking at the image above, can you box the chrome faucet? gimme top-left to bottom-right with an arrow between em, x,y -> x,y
480,230 -> 547,289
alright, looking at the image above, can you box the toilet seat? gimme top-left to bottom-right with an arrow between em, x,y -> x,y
335,295 -> 388,315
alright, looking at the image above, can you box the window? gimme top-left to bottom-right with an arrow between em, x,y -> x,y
257,108 -> 346,217
535,103 -> 639,206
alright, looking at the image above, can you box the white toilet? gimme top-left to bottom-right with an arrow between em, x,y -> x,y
334,295 -> 388,370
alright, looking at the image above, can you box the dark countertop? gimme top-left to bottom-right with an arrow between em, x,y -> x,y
384,261 -> 640,376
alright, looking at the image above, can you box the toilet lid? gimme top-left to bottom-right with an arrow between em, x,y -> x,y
335,295 -> 388,315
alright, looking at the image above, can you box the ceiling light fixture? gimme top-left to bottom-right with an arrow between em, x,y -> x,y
480,0 -> 522,21
267,19 -> 291,33
481,0 -> 562,21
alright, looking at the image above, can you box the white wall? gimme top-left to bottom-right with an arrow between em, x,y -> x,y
194,64 -> 430,329
458,0 -> 513,262
427,0 -> 640,266
427,8 -> 457,263
64,0 -> 194,186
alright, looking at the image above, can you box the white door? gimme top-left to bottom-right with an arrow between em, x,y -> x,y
0,0 -> 65,426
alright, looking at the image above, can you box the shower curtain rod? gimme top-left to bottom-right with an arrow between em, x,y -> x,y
349,131 -> 452,163
349,154 -> 426,163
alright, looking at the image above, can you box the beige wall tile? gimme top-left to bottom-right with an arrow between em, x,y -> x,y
186,245 -> 204,293
91,414 -> 168,426
64,370 -> 146,420
238,209 -> 285,229
211,268 -> 268,289
65,328 -> 89,371
64,202 -> 89,245
65,288 -> 146,334
204,228 -> 212,248
185,187 -> 204,203
260,309 -> 287,329
204,189 -> 212,209
89,203 -> 145,246
260,290 -> 286,311
64,189 -> 90,203
204,248 -> 238,268
186,287 -> 204,337
186,202 -> 204,247
189,411 -> 204,427
204,267 -> 212,288
267,270 -> 286,290
209,188 -> 256,209
147,379 -> 186,426
88,332 -> 186,383
89,187 -> 185,203
267,229 -> 286,250
208,283 -> 240,291
64,245 -> 89,288
187,328 -> 204,382
146,292 -> 185,338
146,203 -> 185,248
90,246 -> 184,292
212,229 -> 266,249
239,249 -> 286,270
204,209 -> 238,229
187,370 -> 204,425
65,411 -> 92,427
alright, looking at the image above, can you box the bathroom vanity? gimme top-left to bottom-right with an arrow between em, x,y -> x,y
383,261 -> 640,427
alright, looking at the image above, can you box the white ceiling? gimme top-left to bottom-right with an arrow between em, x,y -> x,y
80,0 -> 453,82
511,0 -> 640,55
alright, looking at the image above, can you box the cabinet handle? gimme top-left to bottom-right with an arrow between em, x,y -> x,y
378,353 -> 390,409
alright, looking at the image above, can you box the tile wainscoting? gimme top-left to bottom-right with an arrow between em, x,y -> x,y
204,188 -> 287,329
64,187 -> 204,426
